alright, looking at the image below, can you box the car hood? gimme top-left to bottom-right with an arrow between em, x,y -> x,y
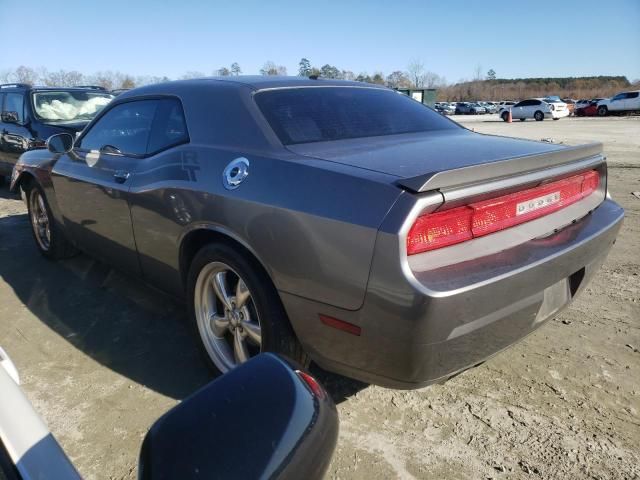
287,129 -> 564,180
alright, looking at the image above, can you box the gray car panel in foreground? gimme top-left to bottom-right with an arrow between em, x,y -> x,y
11,77 -> 623,388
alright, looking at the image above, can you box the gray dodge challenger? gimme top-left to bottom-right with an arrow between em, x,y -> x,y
10,77 -> 624,388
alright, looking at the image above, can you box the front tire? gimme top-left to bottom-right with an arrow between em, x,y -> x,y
26,183 -> 76,260
597,105 -> 608,117
501,112 -> 509,122
534,111 -> 544,121
187,243 -> 308,376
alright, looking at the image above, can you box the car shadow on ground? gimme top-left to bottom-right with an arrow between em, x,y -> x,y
0,194 -> 365,403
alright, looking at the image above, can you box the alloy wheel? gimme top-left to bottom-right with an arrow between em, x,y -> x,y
194,261 -> 262,372
29,190 -> 51,251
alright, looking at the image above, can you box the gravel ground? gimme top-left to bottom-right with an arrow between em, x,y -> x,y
0,115 -> 638,479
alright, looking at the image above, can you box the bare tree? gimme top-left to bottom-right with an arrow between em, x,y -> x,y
422,71 -> 444,88
42,70 -> 85,87
136,75 -> 170,86
217,67 -> 231,76
230,63 -> 242,76
371,71 -> 385,85
341,70 -> 355,81
11,66 -> 39,85
473,64 -> 483,81
120,76 -> 136,89
0,69 -> 12,83
386,71 -> 412,88
260,61 -> 287,76
407,59 -> 425,88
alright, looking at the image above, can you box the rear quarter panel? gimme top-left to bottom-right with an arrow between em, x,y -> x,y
127,145 -> 402,310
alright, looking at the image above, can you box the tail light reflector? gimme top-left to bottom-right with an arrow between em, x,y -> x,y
407,170 -> 600,255
295,370 -> 326,399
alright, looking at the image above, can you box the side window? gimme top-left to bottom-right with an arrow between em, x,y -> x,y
147,98 -> 189,154
531,100 -> 541,106
626,92 -> 639,99
78,100 -> 157,156
611,93 -> 625,101
3,93 -> 25,123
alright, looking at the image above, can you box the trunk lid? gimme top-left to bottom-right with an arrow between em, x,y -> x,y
287,130 -> 603,192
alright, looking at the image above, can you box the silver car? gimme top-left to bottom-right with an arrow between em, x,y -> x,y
11,77 -> 624,388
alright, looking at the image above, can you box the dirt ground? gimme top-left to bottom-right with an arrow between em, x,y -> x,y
0,115 -> 638,480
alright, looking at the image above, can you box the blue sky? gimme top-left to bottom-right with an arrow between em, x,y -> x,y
1,0 -> 638,82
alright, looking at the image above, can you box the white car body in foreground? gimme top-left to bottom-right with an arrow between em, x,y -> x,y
596,90 -> 640,116
499,98 -> 569,121
0,347 -> 81,479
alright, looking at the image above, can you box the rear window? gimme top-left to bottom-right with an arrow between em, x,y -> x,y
254,87 -> 457,145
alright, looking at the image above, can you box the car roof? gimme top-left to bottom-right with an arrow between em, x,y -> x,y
117,76 -> 387,99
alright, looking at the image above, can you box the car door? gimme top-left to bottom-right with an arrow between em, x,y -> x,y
609,93 -> 626,112
0,92 -> 31,177
624,92 -> 639,110
512,100 -> 526,119
51,99 -> 160,276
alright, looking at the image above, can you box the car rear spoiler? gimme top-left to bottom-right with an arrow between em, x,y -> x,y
396,142 -> 604,193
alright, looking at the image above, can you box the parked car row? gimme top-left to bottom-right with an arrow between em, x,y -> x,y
433,90 -> 640,119
498,98 -> 570,122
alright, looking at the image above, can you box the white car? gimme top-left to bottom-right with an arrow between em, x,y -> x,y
499,98 -> 569,122
596,91 -> 640,116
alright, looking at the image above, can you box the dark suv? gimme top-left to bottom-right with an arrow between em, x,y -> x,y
0,84 -> 114,184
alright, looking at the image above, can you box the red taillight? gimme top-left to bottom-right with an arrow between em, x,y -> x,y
407,206 -> 473,255
407,170 -> 600,255
295,370 -> 326,399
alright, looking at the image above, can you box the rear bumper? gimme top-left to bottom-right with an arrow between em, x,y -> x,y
284,198 -> 623,389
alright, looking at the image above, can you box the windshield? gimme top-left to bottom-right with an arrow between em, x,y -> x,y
32,90 -> 114,122
254,87 -> 457,145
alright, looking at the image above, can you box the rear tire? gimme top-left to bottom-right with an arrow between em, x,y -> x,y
534,111 -> 544,121
26,183 -> 76,260
597,105 -> 608,117
501,112 -> 509,122
0,175 -> 5,187
187,242 -> 309,376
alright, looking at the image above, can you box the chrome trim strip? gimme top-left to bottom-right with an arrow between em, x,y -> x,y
253,85 -> 388,93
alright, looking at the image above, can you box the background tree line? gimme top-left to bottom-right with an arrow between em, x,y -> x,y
1,62 -> 636,101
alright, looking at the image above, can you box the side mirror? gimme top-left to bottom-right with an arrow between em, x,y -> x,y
47,133 -> 74,154
138,354 -> 339,480
1,111 -> 20,123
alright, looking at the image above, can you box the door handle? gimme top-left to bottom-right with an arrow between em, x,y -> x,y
114,170 -> 130,184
